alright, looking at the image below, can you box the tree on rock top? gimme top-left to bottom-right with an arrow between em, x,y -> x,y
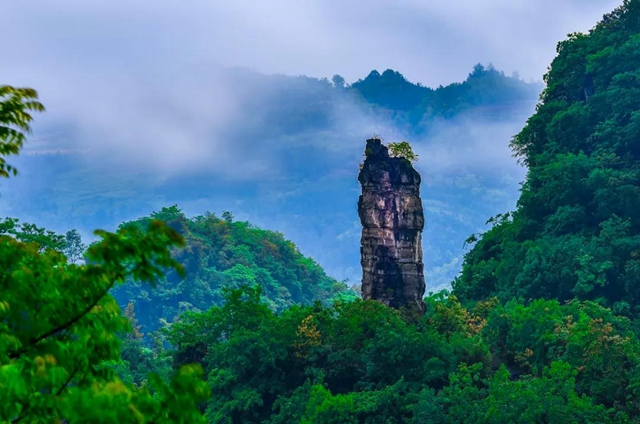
388,141 -> 419,163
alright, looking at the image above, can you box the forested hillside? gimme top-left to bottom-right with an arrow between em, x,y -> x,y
454,0 -> 640,317
111,205 -> 354,335
161,287 -> 640,422
351,64 -> 540,129
0,87 -> 209,422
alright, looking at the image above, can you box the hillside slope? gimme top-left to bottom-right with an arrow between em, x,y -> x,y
454,0 -> 640,316
111,206 -> 355,335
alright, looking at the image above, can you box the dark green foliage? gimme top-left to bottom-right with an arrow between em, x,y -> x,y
331,74 -> 346,89
166,287 -> 489,423
63,228 -> 86,263
7,1 -> 640,421
112,205 -> 355,335
454,0 -> 640,314
0,217 -> 66,252
350,65 -> 542,131
482,299 -> 640,414
163,286 -> 636,423
351,69 -> 431,111
3,62 -> 542,300
115,302 -> 175,388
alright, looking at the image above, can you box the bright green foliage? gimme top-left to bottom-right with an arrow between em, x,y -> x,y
7,1 -> 640,421
0,217 -> 66,252
388,141 -> 419,163
454,0 -> 640,315
0,218 -> 209,422
0,86 -> 208,422
300,385 -> 358,424
0,85 -> 45,178
112,205 -> 355,335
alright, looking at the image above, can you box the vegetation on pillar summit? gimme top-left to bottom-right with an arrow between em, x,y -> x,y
0,85 -> 208,423
388,141 -> 419,163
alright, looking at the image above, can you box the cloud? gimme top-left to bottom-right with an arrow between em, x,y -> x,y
0,0 -> 624,289
5,0 -> 622,85
412,113 -> 531,205
1,0 -> 620,180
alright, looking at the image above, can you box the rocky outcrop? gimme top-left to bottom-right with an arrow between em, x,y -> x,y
358,138 -> 426,314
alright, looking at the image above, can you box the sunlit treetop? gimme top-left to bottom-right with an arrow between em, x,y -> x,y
388,140 -> 419,163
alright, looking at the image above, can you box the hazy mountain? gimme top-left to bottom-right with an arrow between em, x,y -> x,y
0,64 -> 541,292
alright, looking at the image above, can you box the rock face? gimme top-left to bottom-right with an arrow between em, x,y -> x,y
358,138 -> 426,314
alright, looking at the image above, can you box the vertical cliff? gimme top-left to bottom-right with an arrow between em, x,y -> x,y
358,138 -> 426,314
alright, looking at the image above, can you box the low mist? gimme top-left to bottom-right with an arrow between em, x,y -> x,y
1,0 -> 618,291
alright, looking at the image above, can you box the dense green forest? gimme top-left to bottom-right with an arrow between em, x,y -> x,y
4,0 -> 640,422
110,206 -> 355,335
453,0 -> 640,316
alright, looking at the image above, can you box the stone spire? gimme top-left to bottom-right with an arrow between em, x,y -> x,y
357,138 -> 426,314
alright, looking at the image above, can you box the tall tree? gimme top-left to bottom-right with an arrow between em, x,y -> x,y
331,74 -> 346,89
63,229 -> 86,263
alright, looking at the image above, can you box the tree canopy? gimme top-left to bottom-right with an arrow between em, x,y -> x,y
111,205 -> 356,336
454,0 -> 640,317
5,1 -> 640,422
161,286 -> 636,423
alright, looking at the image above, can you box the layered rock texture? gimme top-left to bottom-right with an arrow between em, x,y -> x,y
358,138 -> 426,314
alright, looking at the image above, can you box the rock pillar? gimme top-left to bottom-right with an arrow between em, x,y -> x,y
358,138 -> 426,314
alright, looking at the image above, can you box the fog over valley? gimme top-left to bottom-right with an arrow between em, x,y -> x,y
0,0 -> 620,291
